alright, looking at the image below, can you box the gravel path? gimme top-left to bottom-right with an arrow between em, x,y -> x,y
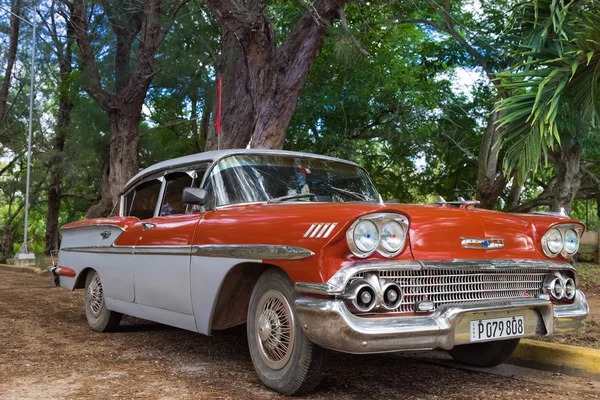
1,270 -> 598,400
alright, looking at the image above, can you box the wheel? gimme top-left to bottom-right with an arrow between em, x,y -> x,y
247,269 -> 326,395
448,338 -> 520,367
84,270 -> 122,332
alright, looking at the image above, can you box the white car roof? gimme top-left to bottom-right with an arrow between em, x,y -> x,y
121,149 -> 360,194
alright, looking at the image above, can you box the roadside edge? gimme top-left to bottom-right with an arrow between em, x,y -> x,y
509,339 -> 600,380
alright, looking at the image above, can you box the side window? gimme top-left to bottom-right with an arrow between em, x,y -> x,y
160,172 -> 193,216
129,179 -> 162,220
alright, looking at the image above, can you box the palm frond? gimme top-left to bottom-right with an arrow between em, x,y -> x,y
497,0 -> 600,182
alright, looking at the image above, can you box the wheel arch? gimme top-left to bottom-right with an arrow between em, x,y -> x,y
73,267 -> 95,289
208,262 -> 286,333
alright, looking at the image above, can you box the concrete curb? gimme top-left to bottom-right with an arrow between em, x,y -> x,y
509,339 -> 600,379
0,263 -> 45,274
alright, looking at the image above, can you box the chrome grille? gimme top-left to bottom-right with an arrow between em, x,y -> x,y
349,269 -> 547,314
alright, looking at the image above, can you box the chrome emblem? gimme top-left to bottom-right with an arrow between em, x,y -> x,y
304,223 -> 338,239
461,238 -> 504,250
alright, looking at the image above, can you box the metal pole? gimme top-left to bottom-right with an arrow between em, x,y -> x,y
20,12 -> 36,254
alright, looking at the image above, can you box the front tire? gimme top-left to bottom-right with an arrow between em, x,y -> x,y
448,338 -> 520,367
247,269 -> 326,395
84,271 -> 122,332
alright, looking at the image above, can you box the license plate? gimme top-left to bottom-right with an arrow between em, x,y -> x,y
469,315 -> 525,342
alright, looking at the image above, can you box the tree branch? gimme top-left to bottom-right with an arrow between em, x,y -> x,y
338,6 -> 370,57
140,118 -> 197,137
69,0 -> 111,110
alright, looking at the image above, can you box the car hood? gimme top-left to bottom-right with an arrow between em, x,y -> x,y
385,204 -> 581,261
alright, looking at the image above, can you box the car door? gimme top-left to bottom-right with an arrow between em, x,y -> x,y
132,171 -> 202,315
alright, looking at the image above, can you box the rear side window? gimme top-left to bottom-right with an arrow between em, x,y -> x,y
128,179 -> 162,220
160,172 -> 193,216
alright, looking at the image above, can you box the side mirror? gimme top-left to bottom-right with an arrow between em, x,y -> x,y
182,187 -> 209,206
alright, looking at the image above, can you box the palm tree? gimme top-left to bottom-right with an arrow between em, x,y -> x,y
497,0 -> 600,212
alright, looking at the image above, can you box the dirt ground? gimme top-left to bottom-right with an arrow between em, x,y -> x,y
1,270 -> 599,400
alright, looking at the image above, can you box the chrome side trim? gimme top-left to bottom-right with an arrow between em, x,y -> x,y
323,223 -> 338,238
193,244 -> 314,260
59,224 -> 126,233
420,259 -> 575,271
61,246 -> 133,254
60,245 -> 192,256
134,246 -> 192,256
304,223 -> 318,238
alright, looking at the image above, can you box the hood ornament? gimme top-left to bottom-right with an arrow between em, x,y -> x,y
461,238 -> 504,250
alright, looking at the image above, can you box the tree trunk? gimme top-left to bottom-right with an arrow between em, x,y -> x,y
0,225 -> 13,262
71,0 -> 189,218
205,31 -> 254,150
550,145 -> 582,213
0,0 -> 22,125
476,106 -> 508,209
506,178 -> 523,211
204,0 -> 345,151
44,97 -> 71,254
86,109 -> 141,218
45,11 -> 74,254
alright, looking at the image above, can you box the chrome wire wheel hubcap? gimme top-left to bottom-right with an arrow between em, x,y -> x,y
87,274 -> 103,316
255,290 -> 295,370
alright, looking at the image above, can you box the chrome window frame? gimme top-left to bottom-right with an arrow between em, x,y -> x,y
119,162 -> 212,218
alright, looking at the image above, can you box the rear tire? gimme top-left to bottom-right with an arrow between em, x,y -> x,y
448,338 -> 520,367
247,269 -> 326,395
84,271 -> 122,332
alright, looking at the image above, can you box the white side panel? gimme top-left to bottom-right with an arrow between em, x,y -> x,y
60,227 -> 103,249
97,253 -> 135,302
134,254 -> 193,314
190,256 -> 253,335
105,297 -> 198,332
57,250 -> 98,290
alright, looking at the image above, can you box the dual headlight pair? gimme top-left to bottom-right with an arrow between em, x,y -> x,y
346,213 -> 409,258
541,224 -> 583,258
544,272 -> 576,301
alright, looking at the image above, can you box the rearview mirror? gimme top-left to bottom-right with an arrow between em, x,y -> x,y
182,187 -> 209,206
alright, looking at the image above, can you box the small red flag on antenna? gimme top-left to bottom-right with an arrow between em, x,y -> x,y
216,76 -> 222,137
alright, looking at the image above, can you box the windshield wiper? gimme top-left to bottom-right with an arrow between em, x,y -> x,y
268,193 -> 317,204
329,186 -> 371,202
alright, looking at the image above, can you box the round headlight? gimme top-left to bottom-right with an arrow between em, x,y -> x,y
565,277 -> 576,300
353,220 -> 379,253
381,221 -> 405,254
563,229 -> 579,255
545,228 -> 563,255
551,277 -> 565,300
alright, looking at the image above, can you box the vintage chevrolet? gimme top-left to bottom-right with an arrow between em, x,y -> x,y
49,149 -> 589,395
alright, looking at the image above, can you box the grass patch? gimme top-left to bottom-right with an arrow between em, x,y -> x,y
574,262 -> 600,293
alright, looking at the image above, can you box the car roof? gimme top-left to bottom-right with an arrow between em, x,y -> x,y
121,149 -> 360,194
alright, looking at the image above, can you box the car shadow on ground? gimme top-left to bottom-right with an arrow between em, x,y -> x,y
106,316 -> 540,399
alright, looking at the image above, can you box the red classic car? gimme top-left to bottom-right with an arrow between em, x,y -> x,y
49,149 -> 589,395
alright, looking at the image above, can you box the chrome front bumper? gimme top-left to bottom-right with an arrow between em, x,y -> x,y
295,290 -> 589,354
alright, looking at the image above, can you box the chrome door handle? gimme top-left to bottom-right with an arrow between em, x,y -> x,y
142,223 -> 156,231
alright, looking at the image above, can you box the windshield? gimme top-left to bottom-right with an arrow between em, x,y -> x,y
204,154 -> 379,207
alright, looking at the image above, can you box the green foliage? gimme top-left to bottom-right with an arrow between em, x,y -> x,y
498,0 -> 600,183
